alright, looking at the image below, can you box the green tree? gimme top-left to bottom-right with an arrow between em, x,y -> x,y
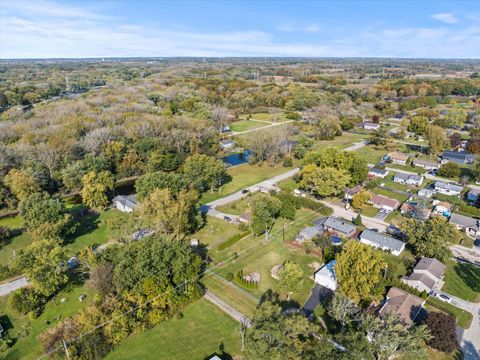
245,299 -> 337,360
17,239 -> 68,296
472,155 -> 480,181
250,194 -> 282,237
135,171 -> 186,200
80,171 -> 115,211
328,292 -> 360,331
363,313 -> 430,360
437,162 -> 460,179
277,261 -> 304,299
182,154 -> 226,193
401,217 -> 460,262
140,188 -> 203,238
353,213 -> 363,226
369,126 -> 388,146
336,241 -> 385,303
275,192 -> 297,220
444,108 -> 467,128
4,168 -> 41,202
407,116 -> 429,135
351,190 -> 371,210
300,165 -> 350,197
19,192 -> 69,232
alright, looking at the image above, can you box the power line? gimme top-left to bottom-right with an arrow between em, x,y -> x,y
37,204 -> 325,359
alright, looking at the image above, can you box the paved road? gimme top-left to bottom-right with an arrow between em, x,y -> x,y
205,168 -> 300,210
320,200 -> 388,232
344,140 -> 368,152
204,290 -> 251,327
227,120 -> 294,137
0,276 -> 29,297
431,289 -> 480,360
451,245 -> 480,266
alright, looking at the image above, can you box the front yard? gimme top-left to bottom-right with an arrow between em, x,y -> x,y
442,263 -> 480,303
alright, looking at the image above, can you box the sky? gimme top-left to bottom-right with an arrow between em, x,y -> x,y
1,0 -> 479,59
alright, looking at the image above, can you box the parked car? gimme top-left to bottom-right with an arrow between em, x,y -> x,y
435,293 -> 452,303
223,216 -> 232,222
241,189 -> 249,194
474,239 -> 480,248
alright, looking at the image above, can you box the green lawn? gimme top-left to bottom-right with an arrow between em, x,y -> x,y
105,298 -> 241,360
372,187 -> 409,202
64,208 -> 128,255
229,119 -> 267,132
312,132 -> 366,151
384,210 -> 405,227
442,263 -> 480,302
0,215 -> 23,229
208,208 -> 322,309
190,217 -> 243,248
1,283 -> 95,360
425,297 -> 473,329
201,163 -> 294,204
0,232 -> 32,265
278,179 -> 298,192
216,193 -> 261,216
359,205 -> 378,218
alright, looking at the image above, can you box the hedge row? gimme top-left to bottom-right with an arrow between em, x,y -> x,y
217,230 -> 252,251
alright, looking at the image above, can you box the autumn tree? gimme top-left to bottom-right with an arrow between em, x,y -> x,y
408,116 -> 429,135
401,217 -> 461,262
135,171 -> 186,200
426,125 -> 448,154
424,312 -> 459,353
4,168 -> 41,202
351,190 -> 371,209
336,241 -> 385,303
437,162 -> 460,179
80,171 -> 115,211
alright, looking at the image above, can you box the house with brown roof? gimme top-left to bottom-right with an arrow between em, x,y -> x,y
344,185 -> 363,201
379,287 -> 425,327
402,257 -> 446,293
369,194 -> 400,212
387,151 -> 409,166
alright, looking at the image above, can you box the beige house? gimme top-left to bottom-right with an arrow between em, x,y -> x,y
402,257 -> 446,293
379,287 -> 425,327
388,151 -> 409,165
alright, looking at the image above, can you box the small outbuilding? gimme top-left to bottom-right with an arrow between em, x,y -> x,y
314,260 -> 337,291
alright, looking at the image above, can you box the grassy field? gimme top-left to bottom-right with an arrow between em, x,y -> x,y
105,298 -> 241,360
190,217 -> 243,248
1,283 -> 94,360
372,187 -> 409,202
425,297 -> 473,329
0,215 -> 23,229
0,232 -> 32,265
427,347 -> 461,360
229,119 -> 267,132
216,193 -> 261,216
312,132 -> 366,151
200,163 -> 294,204
359,204 -> 379,217
442,263 -> 480,302
206,208 -> 322,311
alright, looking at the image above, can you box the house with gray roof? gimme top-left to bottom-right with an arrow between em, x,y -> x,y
359,229 -> 406,256
412,159 -> 440,171
368,168 -> 389,179
449,213 -> 480,237
433,181 -> 463,196
316,217 -> 357,238
295,226 -> 321,243
402,257 -> 446,293
393,173 -> 424,186
112,195 -> 138,213
441,151 -> 475,165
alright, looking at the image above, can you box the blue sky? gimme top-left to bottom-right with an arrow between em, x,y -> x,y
1,0 -> 479,59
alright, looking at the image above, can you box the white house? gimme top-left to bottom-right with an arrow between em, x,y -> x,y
359,229 -> 406,256
387,151 -> 409,166
449,213 -> 480,237
412,159 -> 440,171
393,173 -> 424,186
112,195 -> 138,213
219,139 -> 235,150
433,201 -> 452,216
417,188 -> 434,198
433,181 -> 463,196
314,260 -> 337,291
368,168 -> 389,179
362,122 -> 380,131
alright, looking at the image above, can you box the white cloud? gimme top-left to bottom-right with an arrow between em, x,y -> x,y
431,13 -> 459,24
277,23 -> 321,33
0,0 -> 478,58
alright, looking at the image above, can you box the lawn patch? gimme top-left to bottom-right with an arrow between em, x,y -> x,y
443,263 -> 480,302
425,297 -> 473,329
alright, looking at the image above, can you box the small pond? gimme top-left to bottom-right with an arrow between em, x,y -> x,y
222,150 -> 252,166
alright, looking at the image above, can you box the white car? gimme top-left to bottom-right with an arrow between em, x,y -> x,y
435,293 -> 452,303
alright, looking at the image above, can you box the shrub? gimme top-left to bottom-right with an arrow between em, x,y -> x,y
218,231 -> 251,251
299,197 -> 333,215
458,202 -> 480,217
225,272 -> 234,282
282,157 -> 293,167
286,112 -> 301,120
9,287 -> 46,316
